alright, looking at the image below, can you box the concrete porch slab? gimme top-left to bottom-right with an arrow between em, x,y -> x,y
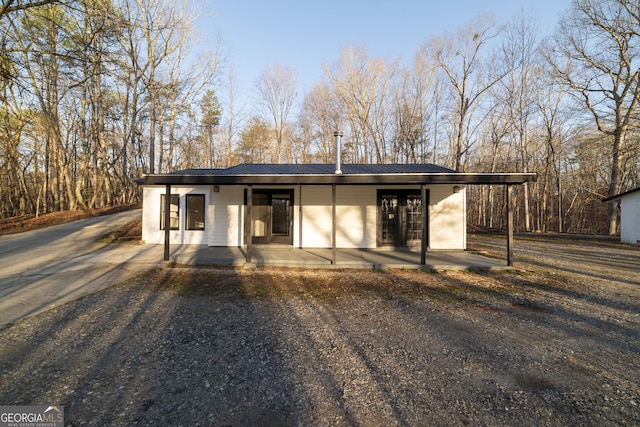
167,245 -> 507,271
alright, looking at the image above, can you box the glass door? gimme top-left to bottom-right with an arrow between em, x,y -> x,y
380,194 -> 400,245
378,191 -> 424,247
251,190 -> 293,245
270,193 -> 292,244
405,195 -> 422,246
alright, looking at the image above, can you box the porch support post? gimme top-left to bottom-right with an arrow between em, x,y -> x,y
299,185 -> 303,248
332,183 -> 337,265
507,184 -> 514,267
246,185 -> 252,264
421,184 -> 427,265
163,184 -> 171,261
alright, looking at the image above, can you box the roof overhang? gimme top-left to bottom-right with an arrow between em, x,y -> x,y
602,186 -> 640,202
140,172 -> 537,186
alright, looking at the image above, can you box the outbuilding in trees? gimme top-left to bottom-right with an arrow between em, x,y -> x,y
604,187 -> 640,245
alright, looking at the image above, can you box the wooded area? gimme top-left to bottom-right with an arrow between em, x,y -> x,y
1,0 -> 639,235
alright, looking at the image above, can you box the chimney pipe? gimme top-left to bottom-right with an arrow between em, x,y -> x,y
334,131 -> 343,174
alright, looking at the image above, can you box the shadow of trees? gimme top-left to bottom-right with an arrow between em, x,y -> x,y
0,266 -> 638,425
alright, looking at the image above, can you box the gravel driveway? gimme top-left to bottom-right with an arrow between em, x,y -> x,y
1,235 -> 638,426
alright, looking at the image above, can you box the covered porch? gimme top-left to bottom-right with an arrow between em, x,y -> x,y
141,163 -> 536,267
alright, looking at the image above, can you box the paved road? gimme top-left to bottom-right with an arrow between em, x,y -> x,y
0,210 -> 163,326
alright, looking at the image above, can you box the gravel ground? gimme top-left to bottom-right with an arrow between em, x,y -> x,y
1,235 -> 639,426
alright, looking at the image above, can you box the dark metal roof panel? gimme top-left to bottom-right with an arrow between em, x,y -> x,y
170,163 -> 457,175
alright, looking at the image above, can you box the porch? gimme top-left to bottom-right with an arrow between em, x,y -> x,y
166,245 -> 507,271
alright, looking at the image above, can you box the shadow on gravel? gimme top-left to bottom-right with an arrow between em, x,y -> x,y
471,236 -> 640,287
0,269 -> 181,423
0,266 -> 638,426
524,253 -> 640,287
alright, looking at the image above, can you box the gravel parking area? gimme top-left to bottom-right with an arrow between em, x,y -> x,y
1,235 -> 639,426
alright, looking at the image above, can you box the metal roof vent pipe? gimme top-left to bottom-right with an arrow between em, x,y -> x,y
334,131 -> 343,174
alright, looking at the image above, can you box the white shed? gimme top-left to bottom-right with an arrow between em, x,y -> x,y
604,187 -> 640,245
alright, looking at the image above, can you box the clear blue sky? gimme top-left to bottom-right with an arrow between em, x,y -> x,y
197,0 -> 573,102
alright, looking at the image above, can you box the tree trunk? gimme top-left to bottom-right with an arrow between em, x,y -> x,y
606,132 -> 623,235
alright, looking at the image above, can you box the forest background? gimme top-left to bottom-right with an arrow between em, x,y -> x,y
1,0 -> 639,236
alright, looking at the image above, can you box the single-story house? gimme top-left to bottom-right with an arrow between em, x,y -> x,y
604,186 -> 640,245
139,162 -> 536,265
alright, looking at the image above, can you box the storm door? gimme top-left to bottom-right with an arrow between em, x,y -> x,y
378,191 -> 425,247
250,190 -> 293,245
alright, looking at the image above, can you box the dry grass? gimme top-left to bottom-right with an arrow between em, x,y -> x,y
132,265 -> 550,309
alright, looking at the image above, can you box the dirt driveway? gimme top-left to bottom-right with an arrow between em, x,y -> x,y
468,233 -> 640,287
0,234 -> 638,426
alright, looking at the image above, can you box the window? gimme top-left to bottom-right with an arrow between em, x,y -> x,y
160,194 -> 180,230
187,194 -> 205,230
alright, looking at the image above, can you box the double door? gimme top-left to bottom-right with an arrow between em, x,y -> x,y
378,191 -> 425,247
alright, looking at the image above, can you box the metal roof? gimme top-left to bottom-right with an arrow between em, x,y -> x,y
142,163 -> 537,186
602,186 -> 640,202
167,164 -> 456,175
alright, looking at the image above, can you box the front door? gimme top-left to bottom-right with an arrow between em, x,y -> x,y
270,193 -> 292,244
378,191 -> 425,247
251,190 -> 293,245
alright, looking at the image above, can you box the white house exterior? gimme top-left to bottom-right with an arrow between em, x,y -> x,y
139,163 -> 536,264
605,187 -> 640,245
141,182 -> 466,250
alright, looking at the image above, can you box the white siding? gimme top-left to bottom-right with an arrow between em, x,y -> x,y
142,186 -> 210,245
637,198 -> 640,244
299,186 -> 332,247
210,186 -> 245,246
620,192 -> 640,245
429,185 -> 466,250
296,186 -> 376,248
336,186 -> 377,248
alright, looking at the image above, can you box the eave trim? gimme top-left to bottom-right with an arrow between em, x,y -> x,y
140,172 -> 537,186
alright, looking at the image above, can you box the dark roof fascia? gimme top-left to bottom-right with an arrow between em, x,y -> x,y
141,172 -> 537,186
602,186 -> 640,202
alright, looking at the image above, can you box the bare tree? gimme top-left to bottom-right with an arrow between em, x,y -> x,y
0,0 -> 227,217
298,81 -> 344,163
473,100 -> 512,229
325,46 -> 398,163
218,68 -> 243,167
495,10 -> 542,231
162,44 -> 221,171
424,13 -> 506,171
254,64 -> 297,163
135,0 -> 187,174
10,3 -> 78,211
546,0 -> 640,235
392,51 -> 441,163
536,63 -> 575,233
114,0 -> 147,198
